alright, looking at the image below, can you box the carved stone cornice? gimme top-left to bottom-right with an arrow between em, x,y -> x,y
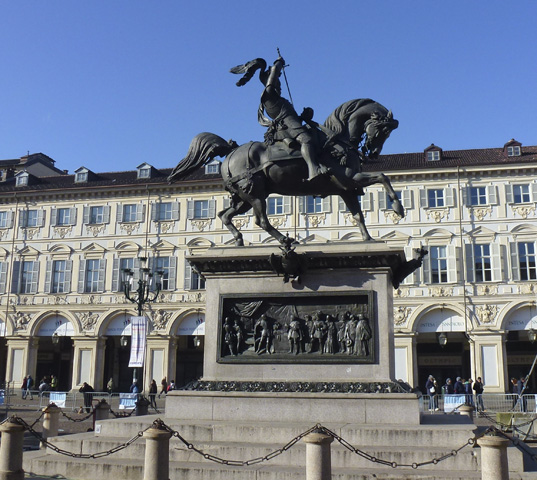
477,284 -> 498,296
231,217 -> 249,230
384,211 -> 403,224
86,224 -> 106,237
511,205 -> 536,219
519,283 -> 537,295
53,225 -> 73,239
428,286 -> 453,297
468,205 -> 492,221
425,208 -> 449,223
191,219 -> 212,232
304,213 -> 326,227
119,222 -> 140,235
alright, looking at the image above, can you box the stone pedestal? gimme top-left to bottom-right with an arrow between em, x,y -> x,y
167,242 -> 419,425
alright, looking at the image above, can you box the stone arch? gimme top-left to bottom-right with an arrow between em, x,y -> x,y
96,309 -> 136,337
167,308 -> 205,337
29,310 -> 79,337
408,302 -> 473,333
500,301 -> 537,331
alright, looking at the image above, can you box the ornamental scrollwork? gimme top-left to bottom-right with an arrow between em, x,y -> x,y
304,213 -> 326,228
511,205 -> 535,219
191,219 -> 212,232
231,217 -> 249,230
384,211 -> 403,224
476,304 -> 498,325
468,206 -> 492,221
78,311 -> 99,331
53,226 -> 73,239
425,208 -> 449,223
429,286 -> 453,297
394,306 -> 412,326
11,311 -> 31,331
85,225 -> 106,237
119,223 -> 140,235
151,309 -> 171,330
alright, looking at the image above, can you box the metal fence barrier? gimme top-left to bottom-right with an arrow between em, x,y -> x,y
420,393 -> 537,414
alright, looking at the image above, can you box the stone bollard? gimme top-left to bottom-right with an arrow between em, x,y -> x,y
303,429 -> 334,480
94,399 -> 110,422
143,419 -> 172,480
0,420 -> 25,480
477,434 -> 509,480
41,403 -> 61,448
459,405 -> 474,421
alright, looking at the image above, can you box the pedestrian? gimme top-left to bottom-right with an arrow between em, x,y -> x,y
149,379 -> 158,409
159,377 -> 167,398
25,375 -> 34,400
442,378 -> 454,395
473,377 -> 484,412
453,377 -> 464,395
106,377 -> 114,394
50,375 -> 58,391
38,377 -> 50,396
167,380 -> 175,392
517,377 -> 527,412
79,382 -> 94,413
425,375 -> 438,411
464,378 -> 474,406
21,376 -> 27,400
130,379 -> 140,394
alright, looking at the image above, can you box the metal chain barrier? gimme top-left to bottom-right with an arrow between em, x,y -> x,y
60,410 -> 94,422
109,406 -> 136,418
7,415 -> 148,459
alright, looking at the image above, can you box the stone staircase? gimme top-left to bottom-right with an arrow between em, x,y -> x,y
23,414 -> 537,479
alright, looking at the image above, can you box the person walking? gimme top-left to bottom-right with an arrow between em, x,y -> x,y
21,376 -> 27,400
79,382 -> 94,413
425,375 -> 438,411
159,377 -> 167,398
25,375 -> 34,400
149,380 -> 158,409
50,375 -> 58,391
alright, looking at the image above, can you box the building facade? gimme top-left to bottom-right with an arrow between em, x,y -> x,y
0,140 -> 536,394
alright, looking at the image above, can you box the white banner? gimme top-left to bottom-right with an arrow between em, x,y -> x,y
443,394 -> 466,413
50,392 -> 67,408
128,316 -> 147,368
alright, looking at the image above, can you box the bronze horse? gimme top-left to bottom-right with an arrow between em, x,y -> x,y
169,98 -> 404,246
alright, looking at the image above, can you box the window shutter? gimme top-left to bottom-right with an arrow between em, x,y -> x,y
30,261 -> 39,294
338,197 -> 348,212
70,207 -> 77,225
378,192 -> 387,210
402,190 -> 413,209
322,197 -> 331,213
36,210 -> 45,227
419,190 -> 428,208
491,243 -> 501,282
64,260 -> 73,293
487,186 -> 498,205
7,211 -> 14,228
172,202 -> 180,220
83,207 -> 90,224
283,196 -> 292,214
208,200 -> 216,218
445,188 -> 455,208
133,258 -> 141,285
103,206 -> 111,224
298,196 -> 305,213
78,258 -> 86,293
531,183 -> 537,202
0,262 -> 7,294
116,204 -> 124,223
184,261 -> 192,290
112,258 -> 120,292
465,244 -> 475,283
362,192 -> 372,211
151,204 -> 158,221
44,260 -> 53,293
505,185 -> 514,204
50,209 -> 58,227
168,256 -> 177,290
447,245 -> 458,283
97,259 -> 106,292
187,201 -> 194,219
422,248 -> 431,284
510,243 -> 520,281
136,204 -> 145,223
223,198 -> 231,210
20,210 -> 27,228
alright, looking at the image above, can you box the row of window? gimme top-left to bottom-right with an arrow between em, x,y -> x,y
414,242 -> 537,285
2,183 -> 535,229
0,257 -> 205,295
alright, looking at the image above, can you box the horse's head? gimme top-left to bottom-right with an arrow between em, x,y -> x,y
362,110 -> 399,159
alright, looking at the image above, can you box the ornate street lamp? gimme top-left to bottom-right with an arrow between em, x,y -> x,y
122,257 -> 164,316
121,257 -> 164,383
438,332 -> 448,347
528,329 -> 537,344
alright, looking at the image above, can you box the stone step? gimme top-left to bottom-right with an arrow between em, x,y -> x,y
46,434 -> 481,470
95,415 -> 477,448
25,452 -> 487,480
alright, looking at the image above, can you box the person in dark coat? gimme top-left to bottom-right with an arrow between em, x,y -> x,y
149,380 -> 158,409
473,377 -> 484,412
453,377 -> 464,394
79,382 -> 94,413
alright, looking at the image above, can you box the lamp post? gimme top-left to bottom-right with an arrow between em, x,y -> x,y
122,257 -> 164,386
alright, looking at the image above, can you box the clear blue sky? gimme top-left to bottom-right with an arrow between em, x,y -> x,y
0,1 -> 535,174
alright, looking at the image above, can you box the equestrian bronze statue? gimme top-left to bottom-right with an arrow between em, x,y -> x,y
169,55 -> 404,246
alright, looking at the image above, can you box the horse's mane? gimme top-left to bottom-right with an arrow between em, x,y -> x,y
323,99 -> 377,135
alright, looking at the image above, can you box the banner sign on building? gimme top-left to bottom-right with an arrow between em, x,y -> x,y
128,316 -> 147,368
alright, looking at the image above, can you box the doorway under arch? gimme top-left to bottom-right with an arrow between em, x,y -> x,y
175,312 -> 205,388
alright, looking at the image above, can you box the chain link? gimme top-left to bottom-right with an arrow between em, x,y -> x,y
109,406 -> 136,418
61,410 -> 94,422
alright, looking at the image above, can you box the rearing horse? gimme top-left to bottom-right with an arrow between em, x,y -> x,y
169,98 -> 404,246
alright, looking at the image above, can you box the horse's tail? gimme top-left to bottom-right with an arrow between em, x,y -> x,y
168,132 -> 234,183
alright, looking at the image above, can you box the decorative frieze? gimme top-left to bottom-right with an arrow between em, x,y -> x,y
53,225 -> 73,239
231,217 -> 249,230
11,311 -> 31,331
304,213 -> 326,228
21,227 -> 40,240
191,219 -> 212,232
384,211 -> 403,224
118,223 -> 140,235
477,284 -> 498,296
476,304 -> 498,325
429,286 -> 453,297
268,216 -> 287,228
511,205 -> 535,219
468,206 -> 492,221
151,309 -> 171,330
85,225 -> 106,237
394,306 -> 412,326
519,283 -> 537,295
78,311 -> 99,331
425,208 -> 449,223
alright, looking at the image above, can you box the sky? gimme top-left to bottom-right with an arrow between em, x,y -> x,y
0,1 -> 536,174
